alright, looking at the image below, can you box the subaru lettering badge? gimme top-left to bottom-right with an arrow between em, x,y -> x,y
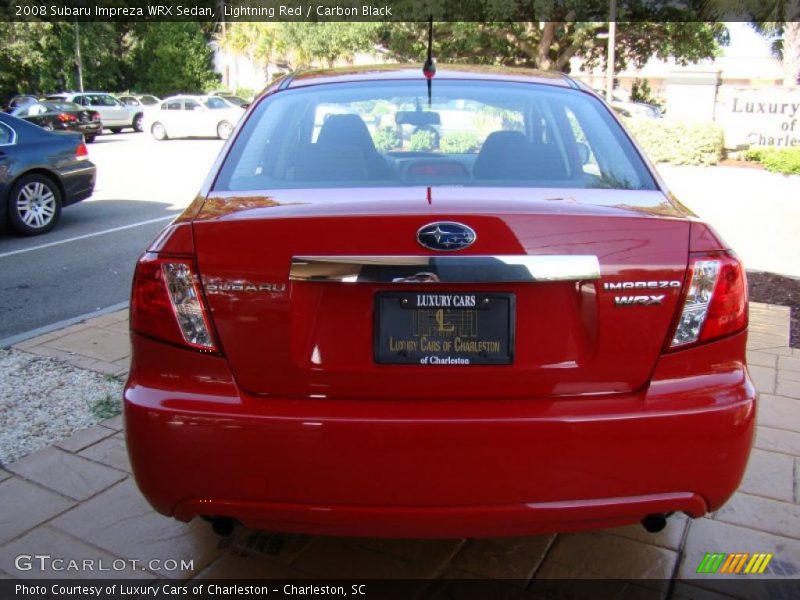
417,222 -> 476,251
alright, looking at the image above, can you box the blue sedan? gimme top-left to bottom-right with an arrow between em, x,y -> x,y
0,112 -> 96,235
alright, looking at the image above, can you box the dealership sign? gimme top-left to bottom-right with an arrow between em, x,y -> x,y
717,87 -> 800,149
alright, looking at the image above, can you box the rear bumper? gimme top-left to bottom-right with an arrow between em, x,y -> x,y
125,331 -> 756,538
60,162 -> 96,206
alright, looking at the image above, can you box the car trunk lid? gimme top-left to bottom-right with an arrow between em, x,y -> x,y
193,187 -> 689,399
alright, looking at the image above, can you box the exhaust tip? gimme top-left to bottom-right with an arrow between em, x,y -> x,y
641,513 -> 668,533
208,516 -> 237,537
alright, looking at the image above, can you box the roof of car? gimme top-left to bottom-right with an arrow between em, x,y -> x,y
284,64 -> 578,90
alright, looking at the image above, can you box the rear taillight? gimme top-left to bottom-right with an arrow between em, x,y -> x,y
669,252 -> 747,349
131,254 -> 217,352
75,142 -> 88,159
57,112 -> 77,122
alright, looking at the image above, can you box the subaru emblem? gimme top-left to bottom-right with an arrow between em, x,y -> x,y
417,222 -> 476,251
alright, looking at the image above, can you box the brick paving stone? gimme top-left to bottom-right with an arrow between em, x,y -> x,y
447,535 -> 554,580
779,369 -> 800,384
738,449 -> 795,502
85,311 -> 128,328
0,478 -> 74,544
755,426 -> 800,458
226,530 -> 312,566
714,493 -> 800,539
778,356 -> 800,372
55,425 -> 116,454
102,415 -> 124,431
747,351 -> 778,368
757,395 -> 800,432
6,447 -> 125,501
89,360 -> 130,378
291,537 -> 438,579
534,531 -> 676,582
756,346 -> 793,357
45,328 -> 130,363
0,526 -> 153,579
50,479 -> 223,579
348,537 -> 463,569
748,335 -> 791,352
603,513 -> 689,551
749,365 -> 777,394
79,433 -> 130,473
795,459 -> 800,504
776,378 -> 800,398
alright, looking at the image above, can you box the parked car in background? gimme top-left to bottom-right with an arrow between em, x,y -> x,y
118,94 -> 162,108
45,92 -> 143,133
126,65 -> 753,539
144,95 -> 245,141
210,91 -> 251,109
4,95 -> 40,113
11,100 -> 103,143
0,113 -> 95,235
595,89 -> 662,119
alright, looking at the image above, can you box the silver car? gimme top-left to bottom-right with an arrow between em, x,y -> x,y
45,92 -> 143,133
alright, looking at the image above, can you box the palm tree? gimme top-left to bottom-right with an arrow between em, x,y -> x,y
709,0 -> 800,85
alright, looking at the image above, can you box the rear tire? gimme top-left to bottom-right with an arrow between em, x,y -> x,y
85,135 -> 96,144
7,174 -> 62,236
151,122 -> 168,141
217,120 -> 233,140
133,113 -> 144,133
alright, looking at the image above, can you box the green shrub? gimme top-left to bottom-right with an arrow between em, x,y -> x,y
623,119 -> 724,166
744,147 -> 800,175
440,132 -> 482,154
373,126 -> 400,152
409,129 -> 438,152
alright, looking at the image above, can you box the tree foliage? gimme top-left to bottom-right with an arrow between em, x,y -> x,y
378,20 -> 727,73
129,22 -> 219,95
217,22 -> 381,69
0,21 -> 218,101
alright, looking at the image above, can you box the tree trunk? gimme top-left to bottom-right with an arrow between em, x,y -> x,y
785,4 -> 800,85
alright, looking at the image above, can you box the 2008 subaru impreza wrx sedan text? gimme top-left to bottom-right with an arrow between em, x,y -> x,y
125,65 -> 754,538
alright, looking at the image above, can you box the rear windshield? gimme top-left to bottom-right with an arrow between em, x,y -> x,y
215,80 -> 657,191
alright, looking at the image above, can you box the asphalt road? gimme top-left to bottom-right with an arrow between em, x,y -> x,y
0,131 -> 224,342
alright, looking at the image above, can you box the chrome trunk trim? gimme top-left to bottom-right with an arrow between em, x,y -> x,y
289,255 -> 600,283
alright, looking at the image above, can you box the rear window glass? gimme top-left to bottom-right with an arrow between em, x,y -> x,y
204,97 -> 229,109
215,80 -> 656,191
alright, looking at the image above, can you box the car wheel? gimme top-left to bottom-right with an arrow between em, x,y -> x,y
7,174 -> 62,236
85,135 -> 96,144
151,122 -> 168,141
42,123 -> 54,131
217,121 -> 233,140
133,113 -> 144,133
110,127 -> 123,134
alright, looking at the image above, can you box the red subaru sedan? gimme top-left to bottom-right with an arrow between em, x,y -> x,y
125,65 -> 754,538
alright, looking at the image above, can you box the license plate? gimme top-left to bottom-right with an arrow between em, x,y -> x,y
375,292 -> 515,365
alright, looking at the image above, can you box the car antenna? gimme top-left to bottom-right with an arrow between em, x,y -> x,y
423,16 -> 435,107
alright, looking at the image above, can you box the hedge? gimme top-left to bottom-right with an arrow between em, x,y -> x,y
744,147 -> 800,175
623,118 -> 724,166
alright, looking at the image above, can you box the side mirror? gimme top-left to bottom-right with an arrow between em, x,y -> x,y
576,142 -> 591,165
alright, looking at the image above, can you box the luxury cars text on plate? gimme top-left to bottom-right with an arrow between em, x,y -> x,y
125,65 -> 754,538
